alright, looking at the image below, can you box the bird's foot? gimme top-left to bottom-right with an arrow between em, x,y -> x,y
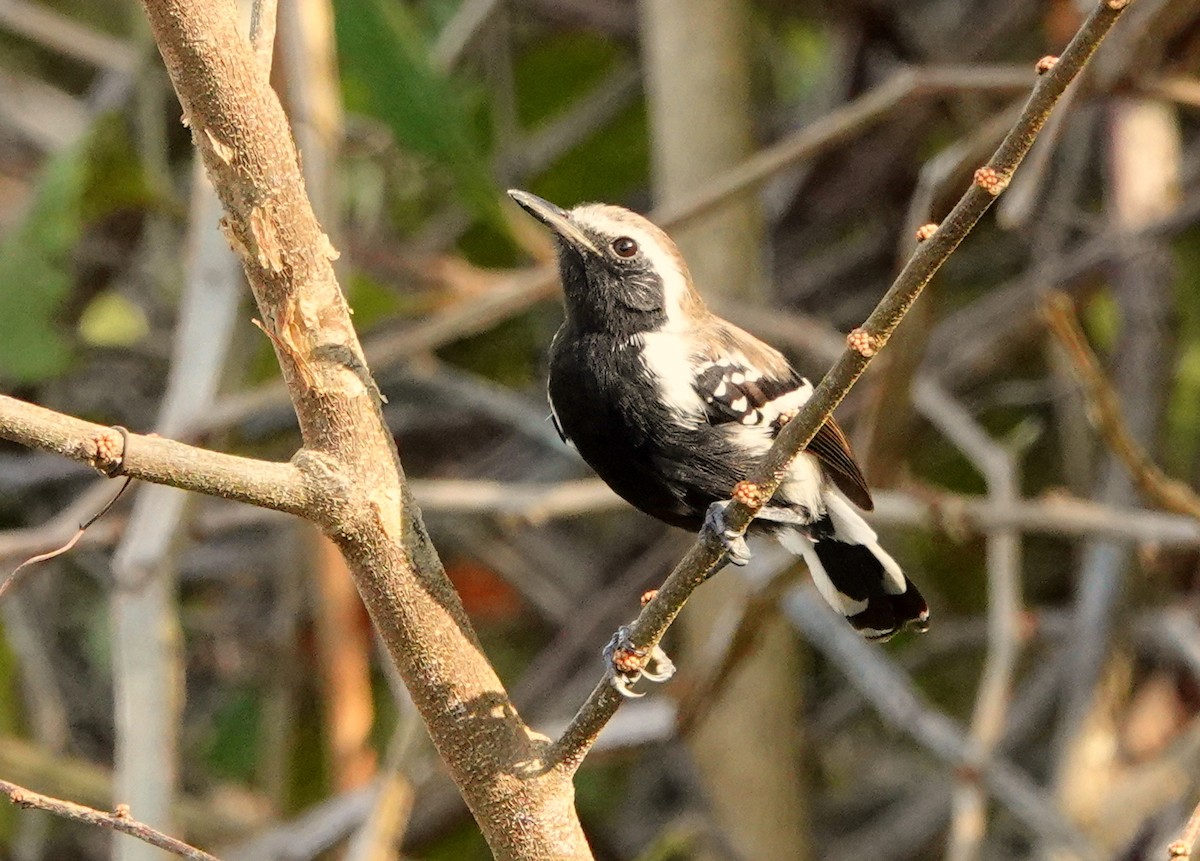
603,626 -> 676,698
704,500 -> 752,566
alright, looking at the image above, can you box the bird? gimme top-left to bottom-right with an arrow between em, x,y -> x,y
509,189 -> 929,647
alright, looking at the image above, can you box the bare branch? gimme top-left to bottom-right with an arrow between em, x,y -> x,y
0,395 -> 313,516
134,0 -> 592,856
1043,291 -> 1200,520
781,587 -> 1096,860
0,778 -> 222,861
1169,795 -> 1200,860
550,0 -> 1134,772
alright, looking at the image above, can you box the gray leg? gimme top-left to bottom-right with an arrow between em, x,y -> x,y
704,500 -> 752,566
602,626 -> 677,698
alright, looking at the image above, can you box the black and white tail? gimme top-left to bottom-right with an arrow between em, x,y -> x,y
779,492 -> 928,640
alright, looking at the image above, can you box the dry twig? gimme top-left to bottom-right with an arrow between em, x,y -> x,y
0,778 -> 221,861
1043,291 -> 1200,520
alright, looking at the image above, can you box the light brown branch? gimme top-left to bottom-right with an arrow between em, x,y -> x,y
135,0 -> 590,857
0,395 -> 314,516
550,0 -> 1134,773
1168,794 -> 1200,859
1043,291 -> 1200,521
0,778 -> 221,861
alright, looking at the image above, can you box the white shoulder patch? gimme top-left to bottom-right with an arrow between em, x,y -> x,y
633,331 -> 705,426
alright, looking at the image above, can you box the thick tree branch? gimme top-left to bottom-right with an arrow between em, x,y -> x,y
132,1 -> 590,858
0,395 -> 313,516
550,0 -> 1134,772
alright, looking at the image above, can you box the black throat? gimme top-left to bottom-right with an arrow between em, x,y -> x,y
556,244 -> 669,336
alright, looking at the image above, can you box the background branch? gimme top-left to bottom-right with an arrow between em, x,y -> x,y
0,778 -> 222,861
1043,290 -> 1200,520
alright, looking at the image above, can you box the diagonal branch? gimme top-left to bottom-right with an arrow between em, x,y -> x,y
1043,290 -> 1200,521
550,0 -> 1135,772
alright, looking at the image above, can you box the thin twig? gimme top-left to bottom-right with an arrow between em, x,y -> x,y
193,62 -> 1038,439
0,778 -> 222,861
1043,291 -> 1200,521
0,476 -> 132,603
549,0 -> 1134,773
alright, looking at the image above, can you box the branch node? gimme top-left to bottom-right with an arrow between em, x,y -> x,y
731,480 -> 766,512
91,425 -> 130,477
114,803 -> 132,820
1106,0 -> 1130,9
846,327 -> 879,358
915,223 -> 939,242
1036,55 -> 1059,75
973,166 -> 1010,196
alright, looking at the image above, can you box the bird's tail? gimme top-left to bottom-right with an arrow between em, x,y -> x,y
778,492 -> 929,640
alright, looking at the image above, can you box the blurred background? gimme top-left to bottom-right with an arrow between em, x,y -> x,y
2,0 -> 1200,859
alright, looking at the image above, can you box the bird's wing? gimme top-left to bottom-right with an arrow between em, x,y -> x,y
695,321 -> 874,511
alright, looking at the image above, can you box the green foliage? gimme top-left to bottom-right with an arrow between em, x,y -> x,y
334,0 -> 502,228
1166,228 -> 1200,475
346,271 -> 404,330
78,290 -> 150,347
203,687 -> 263,782
0,135 -> 87,382
0,115 -> 156,383
531,100 -> 650,208
513,33 -> 649,206
513,32 -> 623,128
437,314 -> 540,387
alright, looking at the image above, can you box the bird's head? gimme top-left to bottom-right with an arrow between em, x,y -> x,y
508,190 -> 705,334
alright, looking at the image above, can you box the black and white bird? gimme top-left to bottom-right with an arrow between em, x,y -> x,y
509,190 -> 929,643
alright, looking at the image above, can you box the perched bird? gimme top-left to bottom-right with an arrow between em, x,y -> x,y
509,190 -> 929,643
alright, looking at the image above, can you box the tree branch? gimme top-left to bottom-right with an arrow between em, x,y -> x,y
550,0 -> 1134,772
0,778 -> 221,861
133,1 -> 591,857
0,395 -> 313,516
1043,290 -> 1200,521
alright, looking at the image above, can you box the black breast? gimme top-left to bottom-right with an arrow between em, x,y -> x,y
548,330 -> 747,530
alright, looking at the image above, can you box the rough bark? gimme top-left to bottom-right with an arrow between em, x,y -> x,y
136,1 -> 591,857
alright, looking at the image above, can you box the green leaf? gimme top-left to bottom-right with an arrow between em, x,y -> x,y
334,0 -> 501,226
0,136 -> 89,382
78,290 -> 150,346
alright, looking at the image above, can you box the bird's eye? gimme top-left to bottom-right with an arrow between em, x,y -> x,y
612,237 -> 638,258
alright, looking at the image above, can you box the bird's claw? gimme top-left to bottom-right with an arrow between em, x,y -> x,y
704,500 -> 752,566
603,625 -> 676,698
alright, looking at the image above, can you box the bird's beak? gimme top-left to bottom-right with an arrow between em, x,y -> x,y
507,190 -> 600,256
